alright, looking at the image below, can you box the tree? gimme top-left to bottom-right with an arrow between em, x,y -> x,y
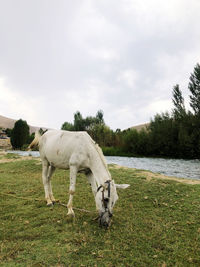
5,128 -> 12,137
61,122 -> 74,131
73,111 -> 85,131
121,129 -> 139,154
96,110 -> 104,124
172,84 -> 186,119
148,113 -> 176,157
84,116 -> 97,131
89,124 -> 113,147
11,119 -> 30,149
189,63 -> 200,116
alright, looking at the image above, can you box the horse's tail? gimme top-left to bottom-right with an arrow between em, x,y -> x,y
28,131 -> 41,150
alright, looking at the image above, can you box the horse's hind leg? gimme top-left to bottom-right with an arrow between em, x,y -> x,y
47,165 -> 56,204
42,159 -> 53,206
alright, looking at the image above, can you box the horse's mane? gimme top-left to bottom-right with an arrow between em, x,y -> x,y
91,139 -> 111,179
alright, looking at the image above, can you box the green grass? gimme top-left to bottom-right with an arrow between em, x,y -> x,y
0,153 -> 20,160
102,147 -> 134,157
0,158 -> 200,266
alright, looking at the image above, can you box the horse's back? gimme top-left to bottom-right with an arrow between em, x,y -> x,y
39,130 -> 92,169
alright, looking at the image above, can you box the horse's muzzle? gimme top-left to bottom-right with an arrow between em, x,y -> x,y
99,211 -> 112,228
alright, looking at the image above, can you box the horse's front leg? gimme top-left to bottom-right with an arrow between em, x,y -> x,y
87,172 -> 98,211
67,165 -> 77,217
87,172 -> 97,196
42,160 -> 52,206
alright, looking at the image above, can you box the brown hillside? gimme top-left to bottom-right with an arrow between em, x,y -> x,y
0,115 -> 49,134
131,123 -> 149,131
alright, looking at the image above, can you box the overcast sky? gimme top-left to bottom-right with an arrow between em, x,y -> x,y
0,0 -> 200,130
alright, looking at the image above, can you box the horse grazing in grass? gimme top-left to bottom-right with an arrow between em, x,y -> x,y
29,130 -> 129,227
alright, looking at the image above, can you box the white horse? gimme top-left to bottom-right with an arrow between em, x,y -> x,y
29,130 -> 129,227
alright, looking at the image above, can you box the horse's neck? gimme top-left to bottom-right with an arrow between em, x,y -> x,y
89,147 -> 111,186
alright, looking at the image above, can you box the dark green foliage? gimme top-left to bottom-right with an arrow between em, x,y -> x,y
61,121 -> 75,131
189,63 -> 200,116
61,110 -> 118,147
74,111 -> 85,131
122,129 -> 139,154
148,113 -> 176,157
62,110 -> 105,132
96,109 -> 104,124
102,146 -> 132,156
28,133 -> 35,144
11,119 -> 30,149
5,128 -> 12,137
172,84 -> 186,119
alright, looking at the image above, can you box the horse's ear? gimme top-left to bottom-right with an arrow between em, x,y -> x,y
115,184 -> 130,189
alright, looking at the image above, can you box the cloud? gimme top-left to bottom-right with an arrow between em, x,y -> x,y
0,0 -> 200,130
0,76 -> 40,124
117,69 -> 139,89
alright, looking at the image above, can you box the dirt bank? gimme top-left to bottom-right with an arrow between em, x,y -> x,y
109,164 -> 200,185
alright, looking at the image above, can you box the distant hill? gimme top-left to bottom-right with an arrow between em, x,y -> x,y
131,123 -> 149,131
0,115 -> 49,134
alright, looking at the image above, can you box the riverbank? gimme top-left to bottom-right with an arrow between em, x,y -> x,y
2,149 -> 200,181
1,156 -> 200,266
109,164 -> 200,185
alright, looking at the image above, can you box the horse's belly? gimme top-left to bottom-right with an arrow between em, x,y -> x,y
40,145 -> 71,169
49,157 -> 70,169
47,152 -> 70,169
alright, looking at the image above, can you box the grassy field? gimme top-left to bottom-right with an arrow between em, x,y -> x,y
0,154 -> 200,266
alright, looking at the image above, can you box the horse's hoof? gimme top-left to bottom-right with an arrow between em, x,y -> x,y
92,216 -> 100,221
47,203 -> 53,207
66,213 -> 75,222
50,198 -> 57,204
67,212 -> 75,218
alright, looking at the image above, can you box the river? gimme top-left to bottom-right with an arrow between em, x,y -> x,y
7,150 -> 200,180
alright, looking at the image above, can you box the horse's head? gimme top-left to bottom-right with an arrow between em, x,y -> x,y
95,180 -> 130,228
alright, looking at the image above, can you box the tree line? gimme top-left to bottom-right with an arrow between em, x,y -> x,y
7,63 -> 200,159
